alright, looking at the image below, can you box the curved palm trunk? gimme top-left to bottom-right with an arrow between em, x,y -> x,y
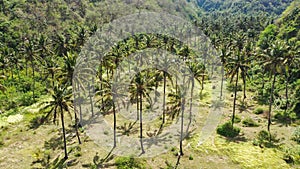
162,71 -> 166,124
268,73 -> 276,133
60,106 -> 68,159
139,91 -> 145,154
232,69 -> 239,127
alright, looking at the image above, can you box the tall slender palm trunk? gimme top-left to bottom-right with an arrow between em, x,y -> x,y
60,106 -> 68,159
268,73 -> 276,133
162,71 -> 166,124
220,65 -> 224,99
113,101 -> 116,148
285,74 -> 289,113
180,97 -> 185,156
139,91 -> 145,154
31,59 -> 35,101
232,69 -> 239,127
74,110 -> 81,144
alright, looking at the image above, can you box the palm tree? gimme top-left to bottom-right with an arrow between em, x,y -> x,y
282,41 -> 299,113
217,38 -> 231,99
260,40 -> 289,132
22,37 -> 39,101
155,54 -> 173,124
231,33 -> 251,102
40,85 -> 78,159
187,61 -> 204,127
226,47 -> 249,127
61,52 -> 77,85
95,79 -> 117,148
42,55 -> 61,88
131,70 -> 154,154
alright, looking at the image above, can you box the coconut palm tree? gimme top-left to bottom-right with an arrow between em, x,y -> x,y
226,46 -> 250,127
95,79 -> 117,148
259,40 -> 288,132
217,38 -> 231,99
131,70 -> 154,154
40,85 -> 78,159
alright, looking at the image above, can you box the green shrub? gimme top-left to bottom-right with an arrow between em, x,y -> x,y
242,117 -> 259,127
253,107 -> 264,115
292,126 -> 300,144
233,115 -> 241,123
17,92 -> 35,107
227,83 -> 242,92
274,110 -> 296,125
253,130 -> 279,148
216,121 -> 240,138
115,156 -> 146,169
282,146 -> 300,164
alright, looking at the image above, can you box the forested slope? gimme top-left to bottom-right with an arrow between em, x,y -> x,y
0,0 -> 299,168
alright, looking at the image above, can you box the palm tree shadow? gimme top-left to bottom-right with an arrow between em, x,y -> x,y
225,135 -> 248,143
82,147 -> 116,168
143,132 -> 173,150
47,154 -> 68,169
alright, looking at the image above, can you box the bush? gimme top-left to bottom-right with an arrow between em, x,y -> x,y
282,146 -> 300,164
274,110 -> 296,125
233,115 -> 241,123
115,156 -> 146,169
242,117 -> 259,127
253,107 -> 264,115
292,126 -> 300,144
253,130 -> 279,148
217,121 -> 240,138
227,83 -> 242,92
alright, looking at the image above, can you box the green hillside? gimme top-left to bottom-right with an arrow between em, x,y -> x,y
0,0 -> 299,168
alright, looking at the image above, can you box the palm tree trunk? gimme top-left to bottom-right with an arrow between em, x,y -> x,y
162,71 -> 166,124
268,73 -> 276,133
31,59 -> 35,102
180,97 -> 185,156
99,63 -> 104,111
285,74 -> 289,112
220,65 -> 224,99
73,110 -> 81,144
261,69 -> 265,91
51,72 -> 54,87
60,106 -> 68,159
139,91 -> 145,154
136,93 -> 139,120
77,83 -> 83,125
243,75 -> 246,102
113,101 -> 116,148
88,83 -> 94,116
232,69 -> 239,127
187,79 -> 194,133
